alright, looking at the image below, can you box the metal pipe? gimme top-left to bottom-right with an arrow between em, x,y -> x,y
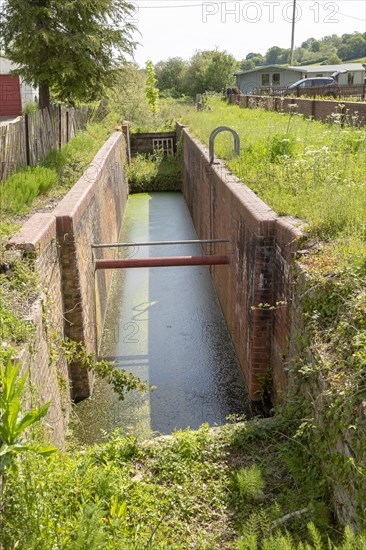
91,239 -> 229,249
95,255 -> 230,270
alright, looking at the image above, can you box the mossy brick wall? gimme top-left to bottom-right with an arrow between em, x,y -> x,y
181,126 -> 302,401
6,214 -> 71,447
229,93 -> 366,125
53,131 -> 128,401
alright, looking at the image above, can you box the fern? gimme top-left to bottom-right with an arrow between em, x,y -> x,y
307,522 -> 324,550
235,465 -> 265,502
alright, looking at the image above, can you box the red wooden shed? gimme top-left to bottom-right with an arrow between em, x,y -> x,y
0,74 -> 22,116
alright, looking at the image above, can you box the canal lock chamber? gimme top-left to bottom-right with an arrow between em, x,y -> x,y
75,192 -> 251,444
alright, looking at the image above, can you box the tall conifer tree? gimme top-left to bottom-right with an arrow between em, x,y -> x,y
0,0 -> 137,109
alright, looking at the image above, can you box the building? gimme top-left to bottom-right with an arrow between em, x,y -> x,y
0,56 -> 38,117
234,63 -> 365,94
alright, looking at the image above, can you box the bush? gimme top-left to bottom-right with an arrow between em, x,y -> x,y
0,166 -> 58,213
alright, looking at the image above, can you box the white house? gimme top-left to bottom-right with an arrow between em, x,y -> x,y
234,63 -> 366,94
0,56 -> 38,116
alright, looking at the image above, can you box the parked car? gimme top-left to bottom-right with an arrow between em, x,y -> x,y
279,70 -> 346,98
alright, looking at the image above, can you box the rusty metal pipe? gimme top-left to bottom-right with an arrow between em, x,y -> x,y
95,255 -> 230,270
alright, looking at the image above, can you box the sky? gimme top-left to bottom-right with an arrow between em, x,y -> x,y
128,0 -> 366,66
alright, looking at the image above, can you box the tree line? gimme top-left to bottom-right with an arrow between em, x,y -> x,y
0,0 -> 364,112
156,32 -> 366,97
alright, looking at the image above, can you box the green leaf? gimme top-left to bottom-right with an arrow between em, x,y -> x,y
14,402 -> 51,437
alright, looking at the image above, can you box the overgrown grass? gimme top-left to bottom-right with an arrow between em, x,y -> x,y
2,418 -> 366,549
182,98 -> 366,243
126,151 -> 182,192
0,115 -> 116,218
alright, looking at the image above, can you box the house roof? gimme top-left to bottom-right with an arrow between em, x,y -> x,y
234,65 -> 301,76
293,63 -> 365,72
234,63 -> 365,76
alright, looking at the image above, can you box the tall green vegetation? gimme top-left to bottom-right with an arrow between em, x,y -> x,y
155,57 -> 188,98
155,50 -> 239,98
145,60 -> 160,114
1,419 -> 366,548
0,0 -> 137,109
0,357 -> 56,475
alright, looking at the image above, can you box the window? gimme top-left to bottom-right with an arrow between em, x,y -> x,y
272,73 -> 280,85
316,73 -> 323,77
261,74 -> 270,86
348,73 -> 354,84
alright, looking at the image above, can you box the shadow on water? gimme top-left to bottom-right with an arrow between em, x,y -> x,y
75,192 -> 251,444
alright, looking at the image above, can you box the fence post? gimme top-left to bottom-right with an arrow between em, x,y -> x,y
58,105 -> 62,149
66,110 -> 69,143
24,114 -> 30,167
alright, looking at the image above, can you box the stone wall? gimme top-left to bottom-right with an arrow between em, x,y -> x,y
229,94 -> 366,125
181,126 -> 302,401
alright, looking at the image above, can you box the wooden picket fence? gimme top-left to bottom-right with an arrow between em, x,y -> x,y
0,105 -> 91,182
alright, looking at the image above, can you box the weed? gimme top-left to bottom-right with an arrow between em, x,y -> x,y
126,152 -> 182,192
233,465 -> 265,502
0,166 -> 58,213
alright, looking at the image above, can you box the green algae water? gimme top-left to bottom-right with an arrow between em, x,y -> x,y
75,192 -> 250,443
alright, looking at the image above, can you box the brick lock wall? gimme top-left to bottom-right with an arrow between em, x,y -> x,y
53,131 -> 128,401
6,214 -> 71,447
7,131 -> 129,438
181,127 -> 302,401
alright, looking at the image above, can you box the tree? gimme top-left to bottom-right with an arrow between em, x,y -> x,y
245,52 -> 265,66
108,62 -> 150,125
0,0 -> 137,109
337,33 -> 366,61
155,57 -> 187,98
265,46 -> 290,65
183,50 -> 238,96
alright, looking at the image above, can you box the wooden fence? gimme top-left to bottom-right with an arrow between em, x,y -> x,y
0,105 -> 91,182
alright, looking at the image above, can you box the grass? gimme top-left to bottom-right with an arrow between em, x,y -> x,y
181,98 -> 366,244
126,151 -> 182,192
2,417 -> 366,549
0,115 -> 117,220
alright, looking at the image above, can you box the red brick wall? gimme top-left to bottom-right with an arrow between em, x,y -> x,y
53,131 -> 128,401
7,214 -> 71,447
182,127 -> 302,401
7,130 -> 129,431
230,94 -> 366,125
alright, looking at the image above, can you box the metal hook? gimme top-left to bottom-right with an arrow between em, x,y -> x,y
209,126 -> 240,164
